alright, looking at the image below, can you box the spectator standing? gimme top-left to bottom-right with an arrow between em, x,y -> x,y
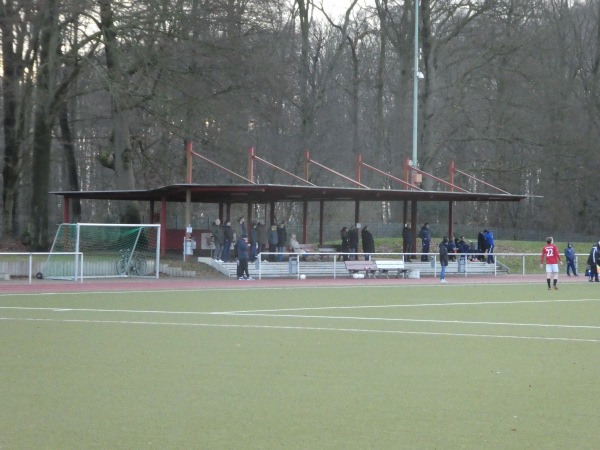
418,223 -> 431,261
540,236 -> 562,290
235,235 -> 253,280
238,216 -> 247,238
402,223 -> 413,262
564,242 -> 578,277
222,220 -> 234,262
587,243 -> 600,282
361,225 -> 375,261
484,229 -> 495,264
447,236 -> 457,261
348,225 -> 359,260
439,237 -> 449,283
248,221 -> 258,262
477,231 -> 486,262
268,224 -> 278,262
256,221 -> 267,261
340,227 -> 350,261
210,218 -> 224,262
276,222 -> 287,262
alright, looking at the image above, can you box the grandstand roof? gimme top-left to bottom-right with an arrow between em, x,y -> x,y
52,183 -> 527,204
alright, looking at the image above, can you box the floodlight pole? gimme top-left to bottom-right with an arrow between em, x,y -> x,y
412,0 -> 420,168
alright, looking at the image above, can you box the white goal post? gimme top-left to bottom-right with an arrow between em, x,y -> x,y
45,223 -> 161,279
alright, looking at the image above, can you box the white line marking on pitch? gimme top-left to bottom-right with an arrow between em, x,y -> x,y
222,312 -> 600,330
0,317 -> 598,343
1,298 -> 598,317
1,298 -> 600,330
221,298 -> 600,314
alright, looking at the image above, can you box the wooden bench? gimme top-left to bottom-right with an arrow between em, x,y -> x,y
374,260 -> 408,279
344,260 -> 378,278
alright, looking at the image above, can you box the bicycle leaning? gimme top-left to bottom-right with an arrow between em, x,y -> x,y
116,249 -> 148,276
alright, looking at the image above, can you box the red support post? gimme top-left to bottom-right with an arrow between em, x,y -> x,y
160,197 -> 167,257
304,150 -> 310,181
404,159 -> 411,187
302,201 -> 308,244
449,160 -> 455,192
356,153 -> 362,184
448,201 -> 453,239
63,197 -> 70,223
319,201 -> 325,245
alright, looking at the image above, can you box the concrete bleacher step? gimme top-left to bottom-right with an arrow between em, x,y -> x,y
210,259 -> 349,278
159,263 -> 197,278
198,257 -> 508,279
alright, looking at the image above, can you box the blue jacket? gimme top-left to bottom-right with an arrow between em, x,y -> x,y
418,226 -> 431,242
268,227 -> 279,245
236,238 -> 249,260
565,246 -> 575,262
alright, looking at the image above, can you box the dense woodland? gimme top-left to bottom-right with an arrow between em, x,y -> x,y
1,0 -> 599,250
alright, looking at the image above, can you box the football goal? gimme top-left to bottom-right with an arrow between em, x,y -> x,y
45,223 -> 161,279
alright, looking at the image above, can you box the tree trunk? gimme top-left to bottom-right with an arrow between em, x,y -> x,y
99,0 -> 140,223
29,0 -> 59,250
1,0 -> 31,237
58,101 -> 81,221
418,0 -> 435,187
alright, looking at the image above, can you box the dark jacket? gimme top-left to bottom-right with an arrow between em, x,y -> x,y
277,225 -> 287,247
361,228 -> 375,253
249,225 -> 257,245
256,223 -> 267,245
268,226 -> 279,245
349,227 -> 359,249
439,240 -> 449,266
588,246 -> 599,265
238,218 -> 247,238
236,238 -> 249,260
565,245 -> 575,262
477,232 -> 486,252
211,222 -> 224,244
223,224 -> 234,242
340,227 -> 350,252
418,226 -> 431,242
402,225 -> 412,242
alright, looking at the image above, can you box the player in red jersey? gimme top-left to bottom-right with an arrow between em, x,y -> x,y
540,236 -> 562,290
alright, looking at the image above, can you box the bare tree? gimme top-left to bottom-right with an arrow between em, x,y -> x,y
0,0 -> 37,238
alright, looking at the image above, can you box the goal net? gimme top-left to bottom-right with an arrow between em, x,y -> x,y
45,223 -> 161,279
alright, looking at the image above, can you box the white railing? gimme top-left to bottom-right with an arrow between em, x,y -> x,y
0,252 -> 84,284
253,252 -> 586,279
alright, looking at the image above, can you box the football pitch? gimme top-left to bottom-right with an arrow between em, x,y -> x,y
1,282 -> 599,449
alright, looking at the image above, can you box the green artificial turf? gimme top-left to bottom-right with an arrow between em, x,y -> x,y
1,283 -> 599,449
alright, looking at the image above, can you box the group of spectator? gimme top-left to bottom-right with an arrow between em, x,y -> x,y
437,229 -> 493,283
339,224 -> 375,261
413,223 -> 495,263
210,217 -> 290,267
541,240 -> 600,283
213,218 -> 500,266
